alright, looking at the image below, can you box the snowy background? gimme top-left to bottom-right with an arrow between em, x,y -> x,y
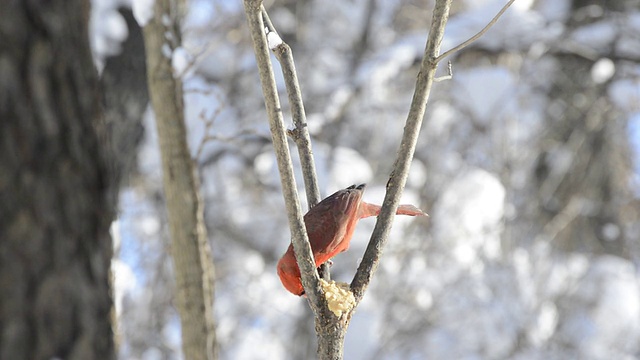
93,0 -> 640,359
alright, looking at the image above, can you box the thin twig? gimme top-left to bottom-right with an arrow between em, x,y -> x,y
351,0 -> 453,303
436,0 -> 516,62
243,0 -> 323,313
434,61 -> 453,82
195,90 -> 225,161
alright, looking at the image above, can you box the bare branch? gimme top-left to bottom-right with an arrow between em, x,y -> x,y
436,0 -> 516,62
260,7 -> 333,282
434,61 -> 453,82
242,0 -> 324,312
254,6 -> 352,358
195,90 -> 225,161
261,7 -> 321,208
351,0 -> 453,302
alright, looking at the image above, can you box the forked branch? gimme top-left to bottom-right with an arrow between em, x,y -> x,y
351,0 -> 516,303
436,0 -> 516,62
244,0 -> 516,358
260,7 -> 321,208
260,7 -> 332,281
243,0 -> 324,312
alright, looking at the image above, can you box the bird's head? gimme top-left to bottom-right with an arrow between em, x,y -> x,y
277,256 -> 305,296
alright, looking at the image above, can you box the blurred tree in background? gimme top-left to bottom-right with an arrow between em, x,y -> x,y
1,1 -> 116,359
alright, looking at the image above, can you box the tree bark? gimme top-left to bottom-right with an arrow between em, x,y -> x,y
0,1 -> 115,359
143,1 -> 217,359
100,7 -> 149,197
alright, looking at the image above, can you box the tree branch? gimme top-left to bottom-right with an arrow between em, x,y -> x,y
434,61 -> 453,82
243,0 -> 324,312
260,7 -> 332,282
351,0 -> 453,302
261,7 -> 321,208
436,0 -> 516,62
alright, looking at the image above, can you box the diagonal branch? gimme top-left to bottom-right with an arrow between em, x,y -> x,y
351,0 -> 453,302
243,0 -> 324,313
436,0 -> 516,62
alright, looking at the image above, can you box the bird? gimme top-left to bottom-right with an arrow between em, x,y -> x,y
277,184 -> 427,296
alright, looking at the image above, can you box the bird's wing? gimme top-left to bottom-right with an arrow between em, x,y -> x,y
305,186 -> 363,260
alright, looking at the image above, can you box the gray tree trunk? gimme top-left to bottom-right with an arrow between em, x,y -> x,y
143,0 -> 217,359
0,1 -> 116,359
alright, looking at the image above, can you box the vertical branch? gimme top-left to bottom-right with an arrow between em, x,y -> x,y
351,0 -> 453,301
243,0 -> 324,311
251,6 -> 351,358
264,24 -> 350,357
262,8 -> 321,208
261,8 -> 331,280
143,0 -> 217,358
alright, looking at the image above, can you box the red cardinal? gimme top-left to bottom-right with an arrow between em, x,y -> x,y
277,184 -> 427,296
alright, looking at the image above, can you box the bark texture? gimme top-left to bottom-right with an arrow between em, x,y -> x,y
143,0 -> 217,359
0,1 -> 115,359
100,7 -> 149,197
